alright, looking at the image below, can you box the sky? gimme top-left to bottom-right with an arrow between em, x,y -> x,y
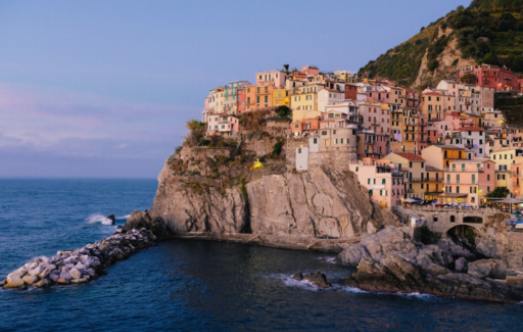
0,0 -> 471,178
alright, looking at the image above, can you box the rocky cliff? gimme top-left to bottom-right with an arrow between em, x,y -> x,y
150,116 -> 396,251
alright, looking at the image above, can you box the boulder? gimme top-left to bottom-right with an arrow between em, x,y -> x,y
4,275 -> 25,288
22,274 -> 38,285
69,268 -> 81,280
106,214 -> 116,225
454,257 -> 468,273
338,244 -> 368,266
468,259 -> 507,280
34,279 -> 49,288
292,272 -> 331,289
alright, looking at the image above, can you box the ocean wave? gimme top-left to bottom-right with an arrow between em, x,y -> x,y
338,285 -> 368,294
276,273 -> 438,301
398,292 -> 436,301
317,256 -> 337,264
117,214 -> 131,220
281,275 -> 321,291
85,213 -> 114,225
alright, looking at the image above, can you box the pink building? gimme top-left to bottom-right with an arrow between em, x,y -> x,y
357,130 -> 390,160
442,159 -> 495,207
291,117 -> 320,136
358,102 -> 391,136
479,160 -> 496,198
300,65 -> 320,77
460,64 -> 522,92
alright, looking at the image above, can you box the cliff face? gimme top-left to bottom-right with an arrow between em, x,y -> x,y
150,140 -> 396,250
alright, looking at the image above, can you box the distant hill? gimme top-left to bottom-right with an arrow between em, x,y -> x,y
359,0 -> 523,88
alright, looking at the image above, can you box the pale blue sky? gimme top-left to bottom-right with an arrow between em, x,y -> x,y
0,0 -> 470,178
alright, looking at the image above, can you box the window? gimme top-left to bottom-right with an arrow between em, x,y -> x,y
450,215 -> 456,223
433,216 -> 438,222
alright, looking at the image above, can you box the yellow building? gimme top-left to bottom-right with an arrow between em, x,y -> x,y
273,88 -> 290,107
384,152 -> 426,198
290,84 -> 320,122
390,108 -> 423,154
422,145 -> 471,171
425,166 -> 444,199
490,148 -> 521,190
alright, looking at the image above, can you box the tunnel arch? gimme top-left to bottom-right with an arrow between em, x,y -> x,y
447,224 -> 479,253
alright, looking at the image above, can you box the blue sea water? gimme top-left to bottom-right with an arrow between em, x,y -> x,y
1,179 -> 523,332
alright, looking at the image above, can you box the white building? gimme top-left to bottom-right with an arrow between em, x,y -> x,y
256,70 -> 286,89
317,88 -> 346,113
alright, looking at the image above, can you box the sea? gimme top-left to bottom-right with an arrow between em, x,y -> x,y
1,179 -> 523,332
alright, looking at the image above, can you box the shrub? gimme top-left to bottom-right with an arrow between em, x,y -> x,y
272,140 -> 284,158
275,105 -> 292,119
428,59 -> 439,71
186,120 -> 207,146
487,187 -> 510,198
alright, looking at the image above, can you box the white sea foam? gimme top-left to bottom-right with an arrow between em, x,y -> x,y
281,275 -> 320,291
117,214 -> 131,220
399,292 -> 436,301
85,213 -> 114,225
339,286 -> 368,294
318,256 -> 337,264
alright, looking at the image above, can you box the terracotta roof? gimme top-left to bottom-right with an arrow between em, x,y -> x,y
395,152 -> 424,162
426,166 -> 443,172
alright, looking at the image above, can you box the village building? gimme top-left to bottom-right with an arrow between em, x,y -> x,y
384,152 -> 426,199
349,159 -> 405,209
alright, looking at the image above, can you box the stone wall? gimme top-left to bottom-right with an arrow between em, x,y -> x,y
396,206 -> 507,234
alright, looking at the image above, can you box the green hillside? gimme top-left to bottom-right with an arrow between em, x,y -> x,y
359,0 -> 523,87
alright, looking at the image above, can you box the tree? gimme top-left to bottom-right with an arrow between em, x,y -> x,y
275,105 -> 292,119
186,120 -> 207,146
428,59 -> 439,71
487,187 -> 510,198
498,13 -> 517,31
282,64 -> 290,75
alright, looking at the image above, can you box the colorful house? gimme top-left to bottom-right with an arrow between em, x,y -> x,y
349,159 -> 405,209
384,152 -> 426,199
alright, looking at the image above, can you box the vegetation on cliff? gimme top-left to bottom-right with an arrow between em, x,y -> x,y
167,110 -> 290,196
359,0 -> 523,87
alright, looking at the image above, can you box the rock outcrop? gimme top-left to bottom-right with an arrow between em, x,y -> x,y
292,272 -> 332,289
338,226 -> 523,303
151,154 -> 396,251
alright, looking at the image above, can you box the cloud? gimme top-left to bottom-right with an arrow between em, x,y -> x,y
0,83 -> 197,177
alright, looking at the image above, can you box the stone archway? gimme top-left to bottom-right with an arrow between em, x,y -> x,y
447,224 -> 480,254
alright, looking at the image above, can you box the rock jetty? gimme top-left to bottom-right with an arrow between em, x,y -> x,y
338,226 -> 523,303
2,211 -> 167,289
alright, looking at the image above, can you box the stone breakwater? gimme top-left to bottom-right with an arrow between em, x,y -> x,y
2,228 -> 157,289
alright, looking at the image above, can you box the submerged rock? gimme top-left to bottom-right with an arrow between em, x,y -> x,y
292,272 -> 332,289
